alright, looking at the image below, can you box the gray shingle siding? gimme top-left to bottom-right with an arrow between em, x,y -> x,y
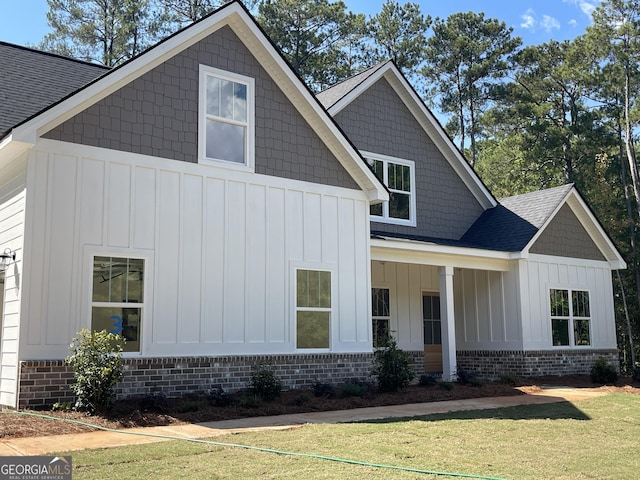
333,77 -> 484,239
530,204 -> 605,260
43,27 -> 357,190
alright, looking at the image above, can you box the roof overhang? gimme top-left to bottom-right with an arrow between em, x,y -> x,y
522,187 -> 626,270
326,62 -> 496,210
6,1 -> 387,203
371,236 -> 515,272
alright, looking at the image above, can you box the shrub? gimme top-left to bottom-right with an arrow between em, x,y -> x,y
139,391 -> 169,413
340,379 -> 369,398
312,380 -> 336,398
66,329 -> 125,414
590,358 -> 618,384
207,387 -> 236,407
372,337 -> 415,392
249,363 -> 282,401
456,368 -> 478,385
418,374 -> 438,387
633,367 -> 640,383
499,374 -> 521,386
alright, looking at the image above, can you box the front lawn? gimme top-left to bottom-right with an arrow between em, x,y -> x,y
66,393 -> 639,479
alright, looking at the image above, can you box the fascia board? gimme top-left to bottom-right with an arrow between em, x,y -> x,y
0,133 -> 33,168
370,237 -> 512,271
327,63 -> 496,210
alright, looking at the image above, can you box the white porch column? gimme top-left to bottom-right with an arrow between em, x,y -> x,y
439,266 -> 457,381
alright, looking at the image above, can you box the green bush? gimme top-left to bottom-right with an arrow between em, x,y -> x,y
249,363 -> 282,401
340,379 -> 369,398
66,329 -> 125,414
372,337 -> 415,392
590,357 -> 618,384
499,374 -> 521,386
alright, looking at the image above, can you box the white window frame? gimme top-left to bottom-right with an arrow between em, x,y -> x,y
371,286 -> 391,348
549,287 -> 592,348
291,263 -> 335,352
198,65 -> 255,171
83,247 -> 154,356
364,151 -> 416,227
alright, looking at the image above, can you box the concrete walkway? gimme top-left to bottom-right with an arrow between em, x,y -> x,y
0,387 -> 607,456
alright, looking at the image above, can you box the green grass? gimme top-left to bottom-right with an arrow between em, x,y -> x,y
62,393 -> 640,479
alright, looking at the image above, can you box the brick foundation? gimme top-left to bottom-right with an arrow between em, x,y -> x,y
17,352 -> 425,409
16,349 -> 619,408
456,349 -> 619,378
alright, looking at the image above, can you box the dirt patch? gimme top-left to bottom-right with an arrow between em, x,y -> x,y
1,376 -> 637,439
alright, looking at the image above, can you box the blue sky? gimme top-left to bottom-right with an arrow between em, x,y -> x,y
1,0 -> 600,48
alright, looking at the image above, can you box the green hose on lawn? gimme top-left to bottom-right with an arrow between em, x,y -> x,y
1,410 -> 507,480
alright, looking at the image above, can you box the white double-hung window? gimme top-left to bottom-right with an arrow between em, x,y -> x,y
365,152 -> 416,226
550,288 -> 591,347
199,65 -> 255,169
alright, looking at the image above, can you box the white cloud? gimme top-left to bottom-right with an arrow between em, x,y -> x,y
568,18 -> 577,27
520,8 -> 536,30
541,15 -> 561,32
563,0 -> 598,18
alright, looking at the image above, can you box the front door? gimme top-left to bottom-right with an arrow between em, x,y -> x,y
423,294 -> 442,373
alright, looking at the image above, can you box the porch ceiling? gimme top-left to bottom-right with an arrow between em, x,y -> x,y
370,237 -> 514,271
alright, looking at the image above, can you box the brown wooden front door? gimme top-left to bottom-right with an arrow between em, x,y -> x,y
423,294 -> 443,373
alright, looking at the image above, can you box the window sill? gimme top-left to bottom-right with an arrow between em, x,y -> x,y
199,157 -> 255,173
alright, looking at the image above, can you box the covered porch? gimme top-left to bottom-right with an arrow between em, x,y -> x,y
370,234 -> 518,381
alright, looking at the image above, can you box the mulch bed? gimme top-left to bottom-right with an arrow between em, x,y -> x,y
1,375 -> 637,439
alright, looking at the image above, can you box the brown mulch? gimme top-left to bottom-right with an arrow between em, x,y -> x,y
1,375 -> 638,440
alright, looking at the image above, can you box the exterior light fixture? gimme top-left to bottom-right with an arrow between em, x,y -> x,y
0,248 -> 16,273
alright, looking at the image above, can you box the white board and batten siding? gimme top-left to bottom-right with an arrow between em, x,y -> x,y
19,139 -> 373,360
371,261 -> 439,351
519,255 -> 617,350
0,153 -> 27,407
372,261 -> 524,352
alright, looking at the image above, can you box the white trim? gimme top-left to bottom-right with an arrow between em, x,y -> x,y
198,65 -> 255,172
547,285 -> 593,349
371,238 -> 513,272
290,261 -> 337,352
82,246 -> 154,357
363,151 -> 416,227
36,139 -> 370,202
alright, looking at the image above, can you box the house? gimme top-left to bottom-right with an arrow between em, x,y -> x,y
0,1 -> 625,409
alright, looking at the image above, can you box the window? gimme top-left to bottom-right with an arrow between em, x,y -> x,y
372,288 -> 390,347
91,256 -> 144,353
296,269 -> 332,349
550,289 -> 591,347
199,66 -> 254,168
423,294 -> 441,346
365,152 -> 415,226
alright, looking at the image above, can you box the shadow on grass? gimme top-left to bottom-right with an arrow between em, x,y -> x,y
361,401 -> 591,424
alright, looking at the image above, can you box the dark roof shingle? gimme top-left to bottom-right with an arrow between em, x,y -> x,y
0,41 -> 108,137
461,184 -> 574,251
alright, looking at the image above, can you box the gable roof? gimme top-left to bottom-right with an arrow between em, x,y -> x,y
318,61 -> 496,210
462,184 -> 625,268
0,1 -> 387,203
0,41 -> 108,137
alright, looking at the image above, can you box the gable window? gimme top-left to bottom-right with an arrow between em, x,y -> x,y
199,65 -> 254,169
550,288 -> 591,347
372,287 -> 390,347
365,152 -> 416,226
296,269 -> 331,349
91,256 -> 145,353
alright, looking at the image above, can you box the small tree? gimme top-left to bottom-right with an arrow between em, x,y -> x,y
372,337 -> 415,392
66,329 -> 125,414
